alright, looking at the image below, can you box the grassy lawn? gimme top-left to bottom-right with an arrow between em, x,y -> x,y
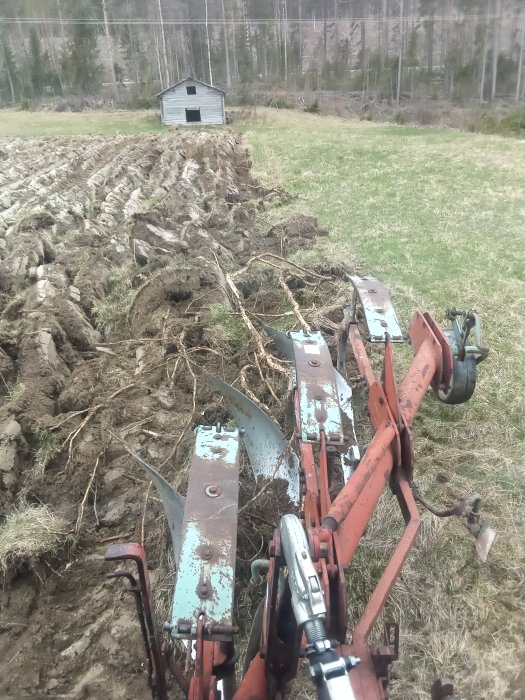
237,108 -> 525,698
0,108 -> 162,136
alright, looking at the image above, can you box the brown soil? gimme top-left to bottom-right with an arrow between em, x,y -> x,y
0,130 -> 341,698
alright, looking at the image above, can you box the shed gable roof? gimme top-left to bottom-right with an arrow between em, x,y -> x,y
156,76 -> 226,98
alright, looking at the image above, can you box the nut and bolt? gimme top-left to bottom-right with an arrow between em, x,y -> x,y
200,546 -> 214,561
205,484 -> 222,497
198,583 -> 210,599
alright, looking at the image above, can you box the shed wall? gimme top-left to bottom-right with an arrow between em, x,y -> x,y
160,82 -> 224,126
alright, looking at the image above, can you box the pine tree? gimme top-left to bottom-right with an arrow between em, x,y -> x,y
29,29 -> 47,96
0,35 -> 17,103
61,1 -> 103,94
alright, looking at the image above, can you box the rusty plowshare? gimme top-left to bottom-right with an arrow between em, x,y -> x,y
157,77 -> 226,127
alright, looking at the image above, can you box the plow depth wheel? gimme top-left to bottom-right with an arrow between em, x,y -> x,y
438,331 -> 477,405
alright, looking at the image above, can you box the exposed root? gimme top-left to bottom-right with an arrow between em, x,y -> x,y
225,272 -> 287,375
232,252 -> 331,282
160,338 -> 198,468
278,271 -> 310,332
253,351 -> 281,405
53,384 -> 137,468
237,365 -> 272,414
75,449 -> 105,534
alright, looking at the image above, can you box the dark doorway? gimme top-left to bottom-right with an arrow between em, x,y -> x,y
185,108 -> 201,123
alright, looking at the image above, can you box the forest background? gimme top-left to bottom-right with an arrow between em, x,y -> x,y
1,0 -> 524,128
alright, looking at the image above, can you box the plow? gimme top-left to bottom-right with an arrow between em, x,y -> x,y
105,275 -> 492,700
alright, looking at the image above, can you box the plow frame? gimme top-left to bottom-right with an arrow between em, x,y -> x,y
106,276 -> 487,700
231,302 -> 456,700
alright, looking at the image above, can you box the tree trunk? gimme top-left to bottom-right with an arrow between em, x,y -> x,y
516,11 -> 524,102
274,0 -> 282,80
231,5 -> 239,81
56,0 -> 66,43
323,12 -> 327,77
479,0 -> 489,101
205,0 -> 213,85
221,0 -> 231,87
381,0 -> 388,71
334,0 -> 339,69
157,0 -> 170,88
298,0 -> 303,77
397,0 -> 404,105
0,38 -> 16,102
38,2 -> 62,93
361,0 -> 367,73
6,61 -> 16,102
491,0 -> 501,101
427,9 -> 434,73
283,0 -> 288,84
172,26 -> 181,82
153,30 -> 163,85
101,0 -> 119,99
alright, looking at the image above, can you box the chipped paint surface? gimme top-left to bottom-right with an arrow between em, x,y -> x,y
171,426 -> 239,638
290,331 -> 344,445
349,275 -> 404,342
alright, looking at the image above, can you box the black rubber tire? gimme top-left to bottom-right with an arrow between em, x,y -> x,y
438,354 -> 477,405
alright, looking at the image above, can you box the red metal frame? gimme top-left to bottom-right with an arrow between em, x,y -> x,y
111,309 -> 455,700
231,311 -> 453,699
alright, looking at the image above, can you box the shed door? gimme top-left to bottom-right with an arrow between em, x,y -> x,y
185,108 -> 201,123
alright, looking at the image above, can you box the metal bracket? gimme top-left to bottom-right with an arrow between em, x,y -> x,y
371,622 -> 399,682
105,543 -> 168,700
348,275 -> 405,343
446,308 -> 489,364
262,323 -> 358,461
171,425 -> 240,640
290,330 -> 344,446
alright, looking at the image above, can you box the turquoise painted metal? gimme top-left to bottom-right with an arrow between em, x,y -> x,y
171,425 -> 240,640
289,330 -> 344,446
348,275 -> 404,342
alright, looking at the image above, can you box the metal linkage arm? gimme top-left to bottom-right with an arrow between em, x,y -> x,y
320,311 -> 449,554
280,515 -> 359,700
294,311 -> 450,699
105,543 -> 168,700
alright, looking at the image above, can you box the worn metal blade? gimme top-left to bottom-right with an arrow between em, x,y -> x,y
261,323 -> 294,361
348,275 -> 405,342
334,369 -> 361,481
334,369 -> 353,422
263,324 -> 361,481
171,426 -> 239,639
475,523 -> 496,563
212,379 -> 300,505
107,430 -> 185,564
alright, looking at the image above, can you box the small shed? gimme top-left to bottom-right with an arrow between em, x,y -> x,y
157,77 -> 226,126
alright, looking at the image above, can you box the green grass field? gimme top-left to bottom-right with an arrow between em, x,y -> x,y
0,108 -> 162,136
2,107 -> 523,697
238,109 -> 525,699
